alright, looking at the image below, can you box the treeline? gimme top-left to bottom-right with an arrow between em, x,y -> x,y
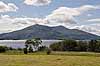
50,40 -> 100,52
0,46 -> 23,53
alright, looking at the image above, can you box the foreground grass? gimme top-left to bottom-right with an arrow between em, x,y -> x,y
0,55 -> 100,66
0,51 -> 100,66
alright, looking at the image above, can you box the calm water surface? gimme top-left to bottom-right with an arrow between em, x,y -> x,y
0,40 -> 62,48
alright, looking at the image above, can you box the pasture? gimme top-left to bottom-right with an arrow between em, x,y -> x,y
0,52 -> 100,66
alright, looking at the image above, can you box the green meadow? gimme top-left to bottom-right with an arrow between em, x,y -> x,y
0,51 -> 100,66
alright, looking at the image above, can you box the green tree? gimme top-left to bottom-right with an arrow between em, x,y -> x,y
29,46 -> 33,53
23,48 -> 27,54
0,46 -> 7,53
88,40 -> 97,52
95,41 -> 100,52
25,38 -> 42,53
62,39 -> 77,51
32,38 -> 42,50
76,41 -> 87,51
38,46 -> 48,51
50,39 -> 77,51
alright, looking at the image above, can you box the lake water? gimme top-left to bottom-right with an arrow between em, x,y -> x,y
0,40 -> 62,48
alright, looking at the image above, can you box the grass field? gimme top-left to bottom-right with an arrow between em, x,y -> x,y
0,51 -> 100,66
0,55 -> 100,66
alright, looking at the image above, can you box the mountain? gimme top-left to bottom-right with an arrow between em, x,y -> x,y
0,24 -> 100,40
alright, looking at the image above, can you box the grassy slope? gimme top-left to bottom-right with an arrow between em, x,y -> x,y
0,51 -> 100,66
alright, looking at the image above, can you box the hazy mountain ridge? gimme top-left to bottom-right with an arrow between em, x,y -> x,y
0,24 -> 99,40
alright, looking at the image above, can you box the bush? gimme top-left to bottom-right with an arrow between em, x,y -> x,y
75,41 -> 87,51
50,39 -> 77,51
46,48 -> 51,55
38,46 -> 48,51
17,48 -> 23,51
88,40 -> 97,52
0,46 -> 7,53
95,41 -> 100,52
8,47 -> 16,50
23,48 -> 28,54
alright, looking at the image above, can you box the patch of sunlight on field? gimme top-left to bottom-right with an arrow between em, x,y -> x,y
0,55 -> 100,66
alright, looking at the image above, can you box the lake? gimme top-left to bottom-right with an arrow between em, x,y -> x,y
0,40 -> 62,48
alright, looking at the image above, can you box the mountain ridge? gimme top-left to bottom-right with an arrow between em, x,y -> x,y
0,24 -> 99,40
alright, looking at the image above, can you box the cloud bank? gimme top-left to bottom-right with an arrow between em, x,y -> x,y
0,1 -> 18,12
0,15 -> 47,33
24,0 -> 51,6
45,5 -> 99,26
87,18 -> 100,22
70,24 -> 100,36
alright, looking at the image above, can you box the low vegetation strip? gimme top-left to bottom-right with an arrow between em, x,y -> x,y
51,51 -> 100,57
0,50 -> 100,57
0,55 -> 100,66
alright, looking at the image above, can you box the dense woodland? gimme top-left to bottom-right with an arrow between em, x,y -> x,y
50,40 -> 100,52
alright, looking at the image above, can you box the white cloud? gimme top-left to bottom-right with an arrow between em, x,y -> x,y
45,5 -> 99,25
70,24 -> 100,36
0,15 -> 47,33
87,18 -> 100,22
0,15 -> 10,18
45,14 -> 77,26
77,5 -> 100,12
24,0 -> 51,6
87,14 -> 92,17
0,1 -> 18,12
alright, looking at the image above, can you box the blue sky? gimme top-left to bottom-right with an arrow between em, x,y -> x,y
1,0 -> 100,18
0,0 -> 100,35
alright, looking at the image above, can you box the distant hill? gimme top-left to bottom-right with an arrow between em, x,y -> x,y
0,24 -> 100,40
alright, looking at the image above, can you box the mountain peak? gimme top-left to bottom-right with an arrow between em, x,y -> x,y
0,24 -> 100,40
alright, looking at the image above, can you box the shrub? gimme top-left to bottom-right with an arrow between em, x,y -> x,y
95,41 -> 100,52
46,48 -> 51,55
75,41 -> 87,51
8,47 -> 16,50
88,40 -> 97,52
0,46 -> 7,53
38,46 -> 48,51
50,39 -> 77,51
23,48 -> 28,54
17,48 -> 23,51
